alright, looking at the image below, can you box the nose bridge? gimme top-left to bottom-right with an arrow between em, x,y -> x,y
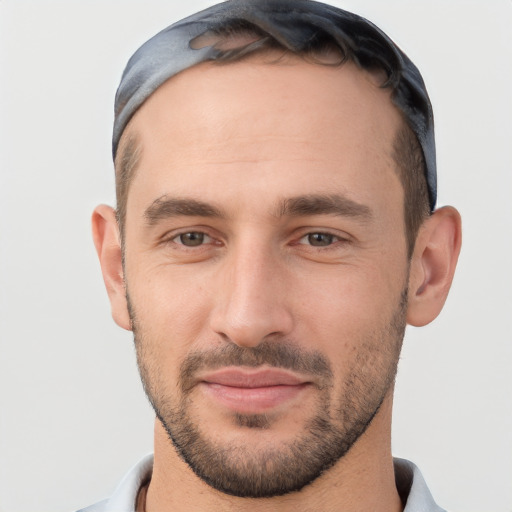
210,236 -> 293,347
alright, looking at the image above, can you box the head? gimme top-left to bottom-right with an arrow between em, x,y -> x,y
113,1 -> 435,258
93,0 -> 461,500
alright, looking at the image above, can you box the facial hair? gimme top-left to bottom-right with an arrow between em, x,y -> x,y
129,288 -> 408,498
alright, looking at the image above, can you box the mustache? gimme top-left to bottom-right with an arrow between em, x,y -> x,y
179,340 -> 333,393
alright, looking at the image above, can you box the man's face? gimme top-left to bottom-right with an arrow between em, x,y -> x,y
121,57 -> 410,497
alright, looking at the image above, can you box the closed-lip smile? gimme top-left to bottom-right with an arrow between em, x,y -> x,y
198,367 -> 312,413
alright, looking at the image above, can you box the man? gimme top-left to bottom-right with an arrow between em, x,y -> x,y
85,0 -> 461,510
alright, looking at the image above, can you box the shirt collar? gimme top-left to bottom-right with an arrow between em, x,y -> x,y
394,457 -> 447,512
103,454 -> 445,512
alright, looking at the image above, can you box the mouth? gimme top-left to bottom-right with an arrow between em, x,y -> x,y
198,367 -> 312,414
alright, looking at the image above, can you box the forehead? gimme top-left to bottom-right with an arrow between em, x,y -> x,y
123,56 -> 404,213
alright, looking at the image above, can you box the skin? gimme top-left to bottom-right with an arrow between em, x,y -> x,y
93,56 -> 461,512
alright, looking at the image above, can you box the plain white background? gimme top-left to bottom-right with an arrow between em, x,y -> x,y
0,1 -> 511,511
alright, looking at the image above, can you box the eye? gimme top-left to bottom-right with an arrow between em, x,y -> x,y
172,231 -> 212,247
299,232 -> 338,247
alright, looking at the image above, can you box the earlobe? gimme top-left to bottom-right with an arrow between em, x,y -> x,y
407,206 -> 462,327
91,205 -> 132,331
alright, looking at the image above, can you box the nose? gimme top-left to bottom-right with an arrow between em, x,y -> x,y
209,244 -> 294,348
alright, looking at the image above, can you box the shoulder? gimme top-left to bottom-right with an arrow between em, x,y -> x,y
74,454 -> 154,512
76,498 -> 109,512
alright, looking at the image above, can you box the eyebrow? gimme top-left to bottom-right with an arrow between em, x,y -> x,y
276,194 -> 372,221
144,196 -> 225,225
144,193 -> 372,226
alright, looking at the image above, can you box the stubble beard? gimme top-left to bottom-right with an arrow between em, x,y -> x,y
129,289 -> 407,498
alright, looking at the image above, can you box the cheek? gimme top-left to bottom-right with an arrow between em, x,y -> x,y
297,263 -> 406,353
128,264 -> 216,360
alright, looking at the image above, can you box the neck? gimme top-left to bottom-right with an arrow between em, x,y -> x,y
144,395 -> 402,512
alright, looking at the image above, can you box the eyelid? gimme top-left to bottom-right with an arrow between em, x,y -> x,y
298,232 -> 346,247
171,231 -> 213,245
158,226 -> 222,247
293,228 -> 352,244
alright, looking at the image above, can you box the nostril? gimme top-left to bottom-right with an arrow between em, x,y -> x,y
210,305 -> 294,349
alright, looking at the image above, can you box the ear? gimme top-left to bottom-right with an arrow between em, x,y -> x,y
407,206 -> 462,326
91,204 -> 132,331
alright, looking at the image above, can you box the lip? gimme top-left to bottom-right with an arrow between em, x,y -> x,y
198,367 -> 311,414
201,367 -> 308,388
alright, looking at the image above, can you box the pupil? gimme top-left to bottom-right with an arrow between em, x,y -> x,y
180,232 -> 204,246
308,233 -> 333,246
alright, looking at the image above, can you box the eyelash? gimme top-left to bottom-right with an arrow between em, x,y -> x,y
296,232 -> 346,248
167,231 -> 217,248
164,229 -> 348,250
